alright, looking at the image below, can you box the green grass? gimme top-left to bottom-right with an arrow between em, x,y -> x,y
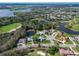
65,18 -> 79,32
32,34 -> 41,39
74,41 -> 79,44
73,46 -> 79,53
34,40 -> 50,44
65,39 -> 73,44
0,23 -> 21,33
53,52 -> 62,56
26,41 -> 32,46
42,40 -> 50,44
75,18 -> 79,21
64,33 -> 73,36
65,24 -> 79,32
70,24 -> 79,32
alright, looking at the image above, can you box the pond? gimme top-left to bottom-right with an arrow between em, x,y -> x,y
59,23 -> 79,35
0,8 -> 32,18
0,9 -> 15,17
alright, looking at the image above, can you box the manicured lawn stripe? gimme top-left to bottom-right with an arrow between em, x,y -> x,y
0,23 -> 21,33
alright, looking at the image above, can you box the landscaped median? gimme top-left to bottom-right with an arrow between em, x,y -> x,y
0,23 -> 22,34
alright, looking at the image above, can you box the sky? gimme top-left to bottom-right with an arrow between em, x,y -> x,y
0,0 -> 79,3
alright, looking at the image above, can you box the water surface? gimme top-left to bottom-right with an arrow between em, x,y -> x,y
60,23 -> 79,35
0,8 -> 32,17
0,9 -> 14,17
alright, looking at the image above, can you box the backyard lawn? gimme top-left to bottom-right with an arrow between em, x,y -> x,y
64,33 -> 73,36
74,41 -> 79,44
65,39 -> 73,44
73,46 -> 79,53
0,23 -> 21,33
42,40 -> 50,44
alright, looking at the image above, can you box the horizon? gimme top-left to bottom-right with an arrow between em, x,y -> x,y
0,2 -> 79,7
0,2 -> 79,4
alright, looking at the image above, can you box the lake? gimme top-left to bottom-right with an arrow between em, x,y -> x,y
0,9 -> 15,17
0,9 -> 32,17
